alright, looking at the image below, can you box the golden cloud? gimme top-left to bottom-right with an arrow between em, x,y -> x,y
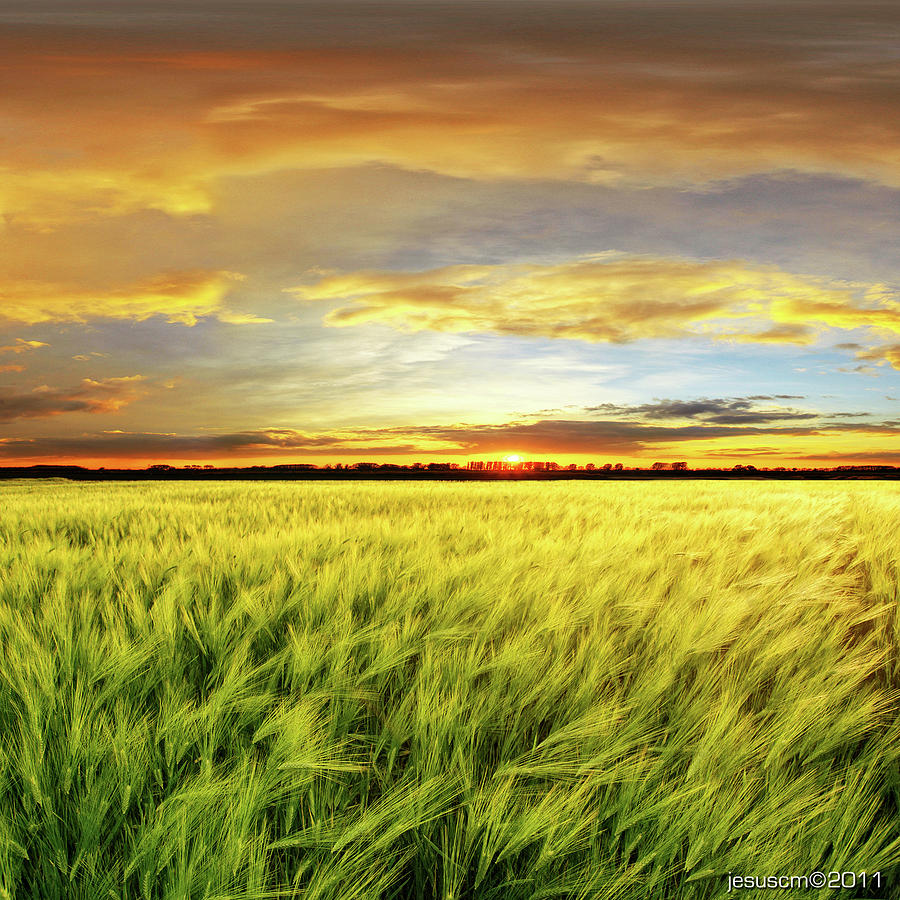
0,169 -> 212,229
289,256 -> 899,346
715,324 -> 819,345
853,343 -> 900,371
0,270 -> 269,326
0,339 -> 49,354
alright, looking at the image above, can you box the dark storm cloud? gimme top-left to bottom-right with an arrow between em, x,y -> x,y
703,447 -> 791,456
793,449 -> 900,463
586,397 -> 824,425
404,417 -> 900,456
3,405 -> 897,460
0,429 -> 421,460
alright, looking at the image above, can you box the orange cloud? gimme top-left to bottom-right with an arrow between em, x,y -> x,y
0,365 -> 26,374
0,270 -> 268,326
4,5 -> 900,230
289,255 -> 899,347
0,375 -> 145,422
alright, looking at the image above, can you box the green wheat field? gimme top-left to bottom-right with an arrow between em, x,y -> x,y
1,480 -> 898,899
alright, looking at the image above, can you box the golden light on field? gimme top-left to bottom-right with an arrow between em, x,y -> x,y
1,479 -> 898,892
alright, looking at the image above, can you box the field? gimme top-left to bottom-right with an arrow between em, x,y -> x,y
0,480 -> 898,899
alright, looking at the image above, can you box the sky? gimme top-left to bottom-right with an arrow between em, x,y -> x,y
1,0 -> 898,468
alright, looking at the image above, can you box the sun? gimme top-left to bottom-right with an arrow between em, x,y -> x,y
504,454 -> 523,463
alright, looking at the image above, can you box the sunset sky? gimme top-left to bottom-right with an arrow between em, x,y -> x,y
1,0 -> 899,467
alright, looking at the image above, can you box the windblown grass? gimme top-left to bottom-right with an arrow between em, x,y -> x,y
0,480 -> 898,899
